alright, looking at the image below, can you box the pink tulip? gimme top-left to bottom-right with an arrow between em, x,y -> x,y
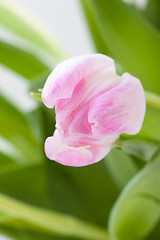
42,54 -> 146,167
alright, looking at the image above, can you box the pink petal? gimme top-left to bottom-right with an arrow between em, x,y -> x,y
88,73 -> 146,136
55,79 -> 86,136
88,136 -> 118,164
45,135 -> 92,167
45,134 -> 118,167
42,54 -> 115,108
56,70 -> 121,138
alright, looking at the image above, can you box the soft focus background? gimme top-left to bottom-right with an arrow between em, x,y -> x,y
0,0 -> 147,111
0,0 -> 93,112
0,0 -> 160,240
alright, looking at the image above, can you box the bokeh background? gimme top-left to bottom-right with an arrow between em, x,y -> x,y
0,0 -> 146,112
0,0 -> 159,240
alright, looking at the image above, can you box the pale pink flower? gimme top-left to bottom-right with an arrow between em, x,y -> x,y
42,54 -> 146,167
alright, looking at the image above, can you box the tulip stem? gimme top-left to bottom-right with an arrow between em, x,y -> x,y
30,92 -> 42,102
145,91 -> 160,108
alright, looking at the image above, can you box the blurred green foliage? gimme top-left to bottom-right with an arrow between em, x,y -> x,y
0,0 -> 160,239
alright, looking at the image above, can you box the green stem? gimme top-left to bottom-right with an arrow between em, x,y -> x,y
30,92 -> 42,102
145,91 -> 160,108
0,193 -> 108,240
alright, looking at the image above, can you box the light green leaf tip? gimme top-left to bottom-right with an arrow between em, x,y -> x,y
30,92 -> 42,102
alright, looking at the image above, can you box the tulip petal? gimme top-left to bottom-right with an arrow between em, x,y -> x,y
55,78 -> 86,134
45,135 -> 92,167
42,54 -> 115,108
88,73 -> 146,136
45,134 -> 117,167
56,72 -> 121,138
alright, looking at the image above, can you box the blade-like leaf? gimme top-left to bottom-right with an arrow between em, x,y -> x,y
0,40 -> 51,80
89,0 -> 160,94
105,149 -> 138,189
0,226 -> 89,240
138,105 -> 160,141
116,138 -> 159,162
0,0 -> 66,60
80,0 -> 111,55
0,193 -> 108,240
109,148 -> 160,240
0,94 -> 42,160
144,0 -> 160,30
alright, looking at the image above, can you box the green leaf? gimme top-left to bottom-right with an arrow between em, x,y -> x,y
0,94 -> 42,160
145,91 -> 160,108
80,0 -> 111,55
138,105 -> 160,142
0,226 -> 90,240
46,159 -> 119,227
0,139 -> 24,175
146,221 -> 160,240
105,149 -> 138,189
0,0 -> 66,60
0,40 -> 50,80
0,193 -> 108,240
0,163 -> 54,209
116,138 -> 159,161
0,150 -> 112,239
0,157 -> 98,240
109,148 -> 160,240
144,0 -> 160,30
0,162 -> 20,176
89,0 -> 160,94
0,137 -> 24,163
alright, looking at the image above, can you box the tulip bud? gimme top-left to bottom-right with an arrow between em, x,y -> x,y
42,54 -> 146,167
